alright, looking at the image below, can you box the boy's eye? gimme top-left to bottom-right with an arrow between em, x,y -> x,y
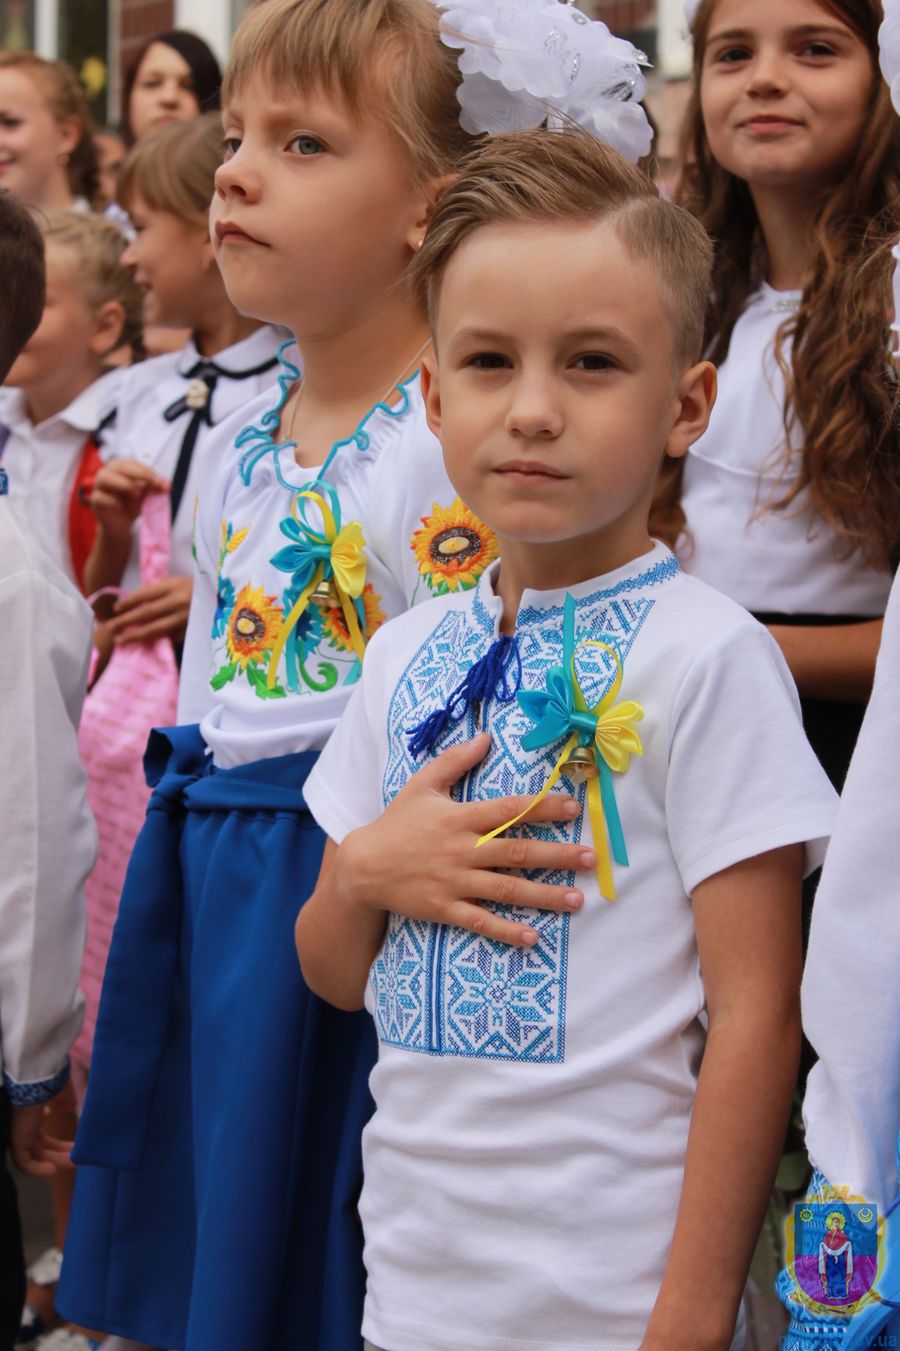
574,353 -> 615,372
222,137 -> 241,160
288,134 -> 324,156
467,352 -> 510,370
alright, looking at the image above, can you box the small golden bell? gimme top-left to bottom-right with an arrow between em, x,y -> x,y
309,575 -> 340,607
563,744 -> 599,782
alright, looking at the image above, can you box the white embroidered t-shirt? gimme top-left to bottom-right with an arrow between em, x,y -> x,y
179,353 -> 497,764
98,326 -> 284,585
802,568 -> 900,1209
304,542 -> 838,1351
681,283 -> 891,616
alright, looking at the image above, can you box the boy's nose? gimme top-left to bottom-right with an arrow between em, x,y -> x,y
505,380 -> 564,440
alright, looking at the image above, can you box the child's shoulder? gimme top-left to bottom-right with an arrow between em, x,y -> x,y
363,586 -> 478,681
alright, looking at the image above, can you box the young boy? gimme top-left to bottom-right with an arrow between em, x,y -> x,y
296,131 -> 838,1351
0,189 -> 95,1346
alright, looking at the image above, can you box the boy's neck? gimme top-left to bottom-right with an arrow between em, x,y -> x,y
22,367 -> 103,427
749,183 -> 818,291
494,531 -> 656,635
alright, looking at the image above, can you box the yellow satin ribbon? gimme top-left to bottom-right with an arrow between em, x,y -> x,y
267,489 -> 368,689
477,640 -> 644,902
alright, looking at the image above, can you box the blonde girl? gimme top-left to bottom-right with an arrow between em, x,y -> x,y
0,53 -> 99,212
654,0 -> 900,791
0,211 -> 142,588
58,4 -> 649,1349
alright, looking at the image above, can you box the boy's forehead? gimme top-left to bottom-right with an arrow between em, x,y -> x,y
436,219 -> 659,333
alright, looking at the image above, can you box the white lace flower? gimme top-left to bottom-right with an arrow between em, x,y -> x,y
683,0 -> 700,26
432,0 -> 653,162
880,0 -> 900,116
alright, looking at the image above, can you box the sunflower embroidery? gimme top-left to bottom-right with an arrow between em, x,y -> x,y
323,583 -> 386,653
226,583 -> 282,668
411,498 -> 498,595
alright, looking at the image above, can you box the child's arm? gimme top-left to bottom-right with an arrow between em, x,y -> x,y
296,733 -> 595,1010
85,457 -> 168,596
639,842 -> 804,1351
767,619 -> 882,702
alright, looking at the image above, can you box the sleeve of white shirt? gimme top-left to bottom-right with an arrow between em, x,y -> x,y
0,514 -> 95,1104
801,572 -> 900,1207
666,620 -> 837,896
177,482 -> 220,725
303,624 -> 393,843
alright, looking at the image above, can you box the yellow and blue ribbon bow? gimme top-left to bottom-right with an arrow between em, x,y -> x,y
477,594 -> 644,901
267,483 -> 367,688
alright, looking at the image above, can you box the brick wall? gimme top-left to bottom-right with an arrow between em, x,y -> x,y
120,0 -> 175,79
587,0 -> 657,30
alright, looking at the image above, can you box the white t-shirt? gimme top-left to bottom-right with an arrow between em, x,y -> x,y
99,326 -> 284,585
802,568 -> 900,1209
179,358 -> 495,764
0,368 -> 123,584
0,492 -> 96,1103
681,283 -> 891,616
304,542 -> 838,1351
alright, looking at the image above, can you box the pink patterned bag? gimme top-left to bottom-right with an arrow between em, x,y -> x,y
70,491 -> 179,1104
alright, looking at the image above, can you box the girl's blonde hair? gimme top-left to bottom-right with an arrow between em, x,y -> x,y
41,211 -> 145,359
117,112 -> 225,226
223,0 -> 480,184
652,0 -> 900,569
0,52 -> 99,207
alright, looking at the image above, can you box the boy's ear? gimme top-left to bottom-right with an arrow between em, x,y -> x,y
420,350 -> 442,441
405,173 -> 457,252
90,299 -> 127,359
664,360 -> 717,461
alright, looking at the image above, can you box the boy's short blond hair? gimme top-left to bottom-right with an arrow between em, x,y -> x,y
117,113 -> 224,227
223,0 -> 479,185
412,130 -> 714,368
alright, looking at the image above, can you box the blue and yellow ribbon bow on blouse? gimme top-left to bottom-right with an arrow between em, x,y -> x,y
267,483 -> 367,688
477,595 -> 645,901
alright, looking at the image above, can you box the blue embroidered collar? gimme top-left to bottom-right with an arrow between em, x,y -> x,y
469,543 -> 681,638
236,339 -> 420,491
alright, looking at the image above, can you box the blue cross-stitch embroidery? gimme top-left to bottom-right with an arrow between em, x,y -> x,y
377,558 -> 674,1063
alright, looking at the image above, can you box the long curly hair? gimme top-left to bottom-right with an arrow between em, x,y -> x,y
652,0 -> 900,571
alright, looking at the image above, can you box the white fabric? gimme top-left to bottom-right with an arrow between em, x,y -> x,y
681,283 -> 892,617
304,542 -> 837,1351
0,368 -> 123,584
178,360 -> 479,761
100,326 -> 284,587
802,569 -> 900,1209
0,497 -> 95,1096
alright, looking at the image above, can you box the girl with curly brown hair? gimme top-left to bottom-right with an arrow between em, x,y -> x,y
656,0 -> 900,790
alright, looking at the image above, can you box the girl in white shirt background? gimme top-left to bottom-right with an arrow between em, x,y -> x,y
0,53 -> 100,214
84,113 -> 281,649
658,0 -> 900,793
0,210 -> 141,590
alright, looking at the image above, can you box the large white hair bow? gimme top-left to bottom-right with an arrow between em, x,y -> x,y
431,0 -> 653,163
880,0 -> 900,116
683,0 -> 700,25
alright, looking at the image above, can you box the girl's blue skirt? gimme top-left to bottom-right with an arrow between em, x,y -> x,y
57,725 -> 375,1351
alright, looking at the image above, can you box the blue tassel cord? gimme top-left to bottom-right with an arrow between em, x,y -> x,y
407,635 -> 522,758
